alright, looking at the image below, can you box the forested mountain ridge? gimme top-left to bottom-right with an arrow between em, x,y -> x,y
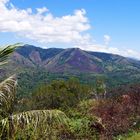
1,44 -> 140,97
8,44 -> 140,73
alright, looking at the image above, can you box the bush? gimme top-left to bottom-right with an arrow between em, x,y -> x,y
90,92 -> 140,139
30,78 -> 91,111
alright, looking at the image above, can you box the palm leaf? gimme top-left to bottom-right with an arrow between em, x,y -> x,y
0,75 -> 17,115
0,110 -> 69,139
0,43 -> 21,66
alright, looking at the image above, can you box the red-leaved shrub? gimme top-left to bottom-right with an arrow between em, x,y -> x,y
90,91 -> 140,139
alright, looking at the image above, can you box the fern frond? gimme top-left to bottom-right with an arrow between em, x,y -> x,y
0,75 -> 17,114
0,110 -> 69,139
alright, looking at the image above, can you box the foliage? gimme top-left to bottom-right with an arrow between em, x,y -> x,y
75,99 -> 99,117
0,44 -> 70,140
91,92 -> 140,139
0,83 -> 69,139
62,100 -> 102,139
0,44 -> 140,139
0,110 -> 69,140
116,132 -> 140,140
0,44 -> 19,119
0,76 -> 17,119
68,117 -> 96,139
11,68 -> 140,99
95,77 -> 107,99
125,132 -> 140,140
0,44 -> 20,66
29,78 -> 91,111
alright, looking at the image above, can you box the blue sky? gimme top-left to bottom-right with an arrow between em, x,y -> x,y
0,0 -> 140,59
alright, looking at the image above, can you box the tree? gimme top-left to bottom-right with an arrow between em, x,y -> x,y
0,44 -> 69,139
95,78 -> 106,99
31,78 -> 90,111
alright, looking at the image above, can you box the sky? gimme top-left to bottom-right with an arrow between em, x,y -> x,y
0,0 -> 140,59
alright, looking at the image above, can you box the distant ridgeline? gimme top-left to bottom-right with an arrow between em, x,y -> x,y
1,44 -> 140,97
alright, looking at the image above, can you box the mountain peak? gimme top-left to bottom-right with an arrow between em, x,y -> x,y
12,45 -> 140,74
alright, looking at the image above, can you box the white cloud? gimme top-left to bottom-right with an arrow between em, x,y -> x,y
0,0 -> 8,4
36,7 -> 49,15
0,0 -> 90,45
0,0 -> 140,59
104,35 -> 111,45
76,43 -> 140,60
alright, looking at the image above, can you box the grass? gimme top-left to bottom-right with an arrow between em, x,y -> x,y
126,133 -> 140,140
117,132 -> 140,140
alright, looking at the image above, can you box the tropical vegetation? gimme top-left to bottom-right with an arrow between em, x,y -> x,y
0,44 -> 139,139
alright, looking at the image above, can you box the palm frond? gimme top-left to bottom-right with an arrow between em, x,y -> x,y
0,75 -> 17,115
0,110 -> 69,139
0,43 -> 21,66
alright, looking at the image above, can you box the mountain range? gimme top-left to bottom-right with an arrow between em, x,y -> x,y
8,44 -> 140,73
1,44 -> 140,96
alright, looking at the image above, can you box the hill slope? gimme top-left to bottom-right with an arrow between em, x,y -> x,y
9,44 -> 140,74
1,44 -> 140,96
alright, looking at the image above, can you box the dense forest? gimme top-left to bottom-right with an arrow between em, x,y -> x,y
0,45 -> 140,139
